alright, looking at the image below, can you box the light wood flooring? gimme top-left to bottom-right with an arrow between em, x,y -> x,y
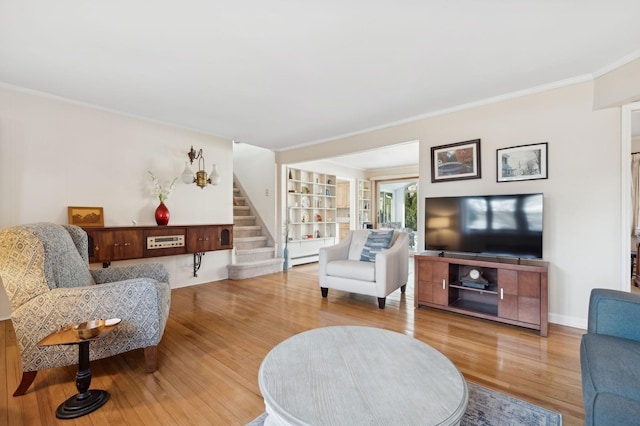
1,262 -> 585,425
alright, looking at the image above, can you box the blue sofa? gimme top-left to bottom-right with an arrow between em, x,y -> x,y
580,289 -> 640,425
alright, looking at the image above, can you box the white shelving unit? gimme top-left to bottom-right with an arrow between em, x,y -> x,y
286,167 -> 337,265
357,179 -> 372,229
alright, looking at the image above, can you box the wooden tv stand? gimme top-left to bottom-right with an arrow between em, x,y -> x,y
415,253 -> 548,336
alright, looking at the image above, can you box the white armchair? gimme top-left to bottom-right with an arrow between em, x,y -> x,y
318,230 -> 409,309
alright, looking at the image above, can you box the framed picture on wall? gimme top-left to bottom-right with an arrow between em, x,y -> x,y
68,206 -> 104,227
497,142 -> 548,182
430,139 -> 481,183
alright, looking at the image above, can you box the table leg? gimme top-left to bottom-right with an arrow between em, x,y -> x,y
55,341 -> 110,419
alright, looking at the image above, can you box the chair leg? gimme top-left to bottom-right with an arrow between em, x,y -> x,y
321,287 -> 328,298
13,371 -> 37,396
378,297 -> 386,309
400,284 -> 407,293
144,346 -> 158,373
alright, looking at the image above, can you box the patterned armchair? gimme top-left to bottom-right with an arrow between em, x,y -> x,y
0,223 -> 171,396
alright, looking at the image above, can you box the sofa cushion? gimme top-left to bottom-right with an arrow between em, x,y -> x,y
360,230 -> 394,262
326,259 -> 375,282
590,392 -> 640,426
581,333 -> 640,406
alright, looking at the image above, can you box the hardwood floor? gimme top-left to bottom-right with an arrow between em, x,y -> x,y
1,262 -> 585,425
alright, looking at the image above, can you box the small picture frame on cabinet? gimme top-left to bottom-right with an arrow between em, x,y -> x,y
68,206 -> 104,227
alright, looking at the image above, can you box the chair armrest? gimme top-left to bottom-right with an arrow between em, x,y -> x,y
588,288 -> 640,341
375,232 -> 409,296
48,279 -> 169,330
91,263 -> 169,284
11,278 -> 171,371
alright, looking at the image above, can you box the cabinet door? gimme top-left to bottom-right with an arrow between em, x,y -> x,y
216,225 -> 233,250
498,269 -> 541,325
337,182 -> 349,208
94,230 -> 143,261
517,272 -> 541,325
187,227 -> 217,252
498,270 -> 518,320
416,259 -> 449,306
431,262 -> 450,306
339,223 -> 350,241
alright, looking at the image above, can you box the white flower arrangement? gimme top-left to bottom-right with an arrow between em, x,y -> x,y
148,171 -> 177,203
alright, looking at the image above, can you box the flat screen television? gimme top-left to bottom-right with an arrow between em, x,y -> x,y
424,193 -> 543,259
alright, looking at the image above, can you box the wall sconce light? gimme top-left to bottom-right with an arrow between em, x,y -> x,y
181,146 -> 220,188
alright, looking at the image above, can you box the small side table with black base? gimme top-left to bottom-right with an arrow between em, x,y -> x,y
38,320 -> 120,419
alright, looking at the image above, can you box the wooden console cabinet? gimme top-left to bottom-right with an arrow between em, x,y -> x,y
415,253 -> 549,336
83,225 -> 233,275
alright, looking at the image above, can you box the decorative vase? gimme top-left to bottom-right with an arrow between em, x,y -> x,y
283,244 -> 289,270
155,201 -> 170,226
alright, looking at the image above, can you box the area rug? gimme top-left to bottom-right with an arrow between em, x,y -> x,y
246,381 -> 562,425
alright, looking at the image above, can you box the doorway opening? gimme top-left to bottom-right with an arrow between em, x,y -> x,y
375,179 -> 418,252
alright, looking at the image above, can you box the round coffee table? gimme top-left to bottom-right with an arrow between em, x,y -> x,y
258,326 -> 468,425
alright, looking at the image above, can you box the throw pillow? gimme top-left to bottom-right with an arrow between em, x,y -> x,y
360,230 -> 394,263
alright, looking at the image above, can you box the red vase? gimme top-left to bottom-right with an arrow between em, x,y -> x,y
155,202 -> 170,226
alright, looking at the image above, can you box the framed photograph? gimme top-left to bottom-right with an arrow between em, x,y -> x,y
497,142 -> 548,182
431,139 -> 481,183
67,206 -> 104,227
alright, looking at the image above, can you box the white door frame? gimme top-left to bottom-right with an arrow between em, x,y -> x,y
621,101 -> 640,291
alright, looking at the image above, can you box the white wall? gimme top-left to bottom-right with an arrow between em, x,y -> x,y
0,85 -> 234,319
594,57 -> 640,109
278,81 -> 621,329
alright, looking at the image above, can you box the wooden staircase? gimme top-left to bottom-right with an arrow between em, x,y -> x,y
227,184 -> 284,280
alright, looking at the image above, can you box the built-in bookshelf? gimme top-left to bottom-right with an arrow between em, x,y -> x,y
357,179 -> 372,229
286,167 -> 337,265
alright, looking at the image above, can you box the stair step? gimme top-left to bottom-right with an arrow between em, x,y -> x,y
234,225 -> 263,238
233,196 -> 245,206
234,215 -> 256,225
234,236 -> 268,249
227,258 -> 284,280
233,205 -> 251,216
235,236 -> 267,242
236,246 -> 276,262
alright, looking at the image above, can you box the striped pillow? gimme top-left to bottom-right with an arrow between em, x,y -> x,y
360,230 -> 394,262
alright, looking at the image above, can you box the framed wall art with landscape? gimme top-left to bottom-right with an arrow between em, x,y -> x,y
431,139 -> 481,183
497,142 -> 548,182
68,206 -> 104,227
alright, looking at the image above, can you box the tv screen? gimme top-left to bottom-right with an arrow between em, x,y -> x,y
425,193 -> 543,259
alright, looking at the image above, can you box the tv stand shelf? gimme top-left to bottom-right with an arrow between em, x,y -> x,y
415,253 -> 548,336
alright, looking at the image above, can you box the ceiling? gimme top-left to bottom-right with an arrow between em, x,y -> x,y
325,141 -> 419,170
0,1 -> 639,154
